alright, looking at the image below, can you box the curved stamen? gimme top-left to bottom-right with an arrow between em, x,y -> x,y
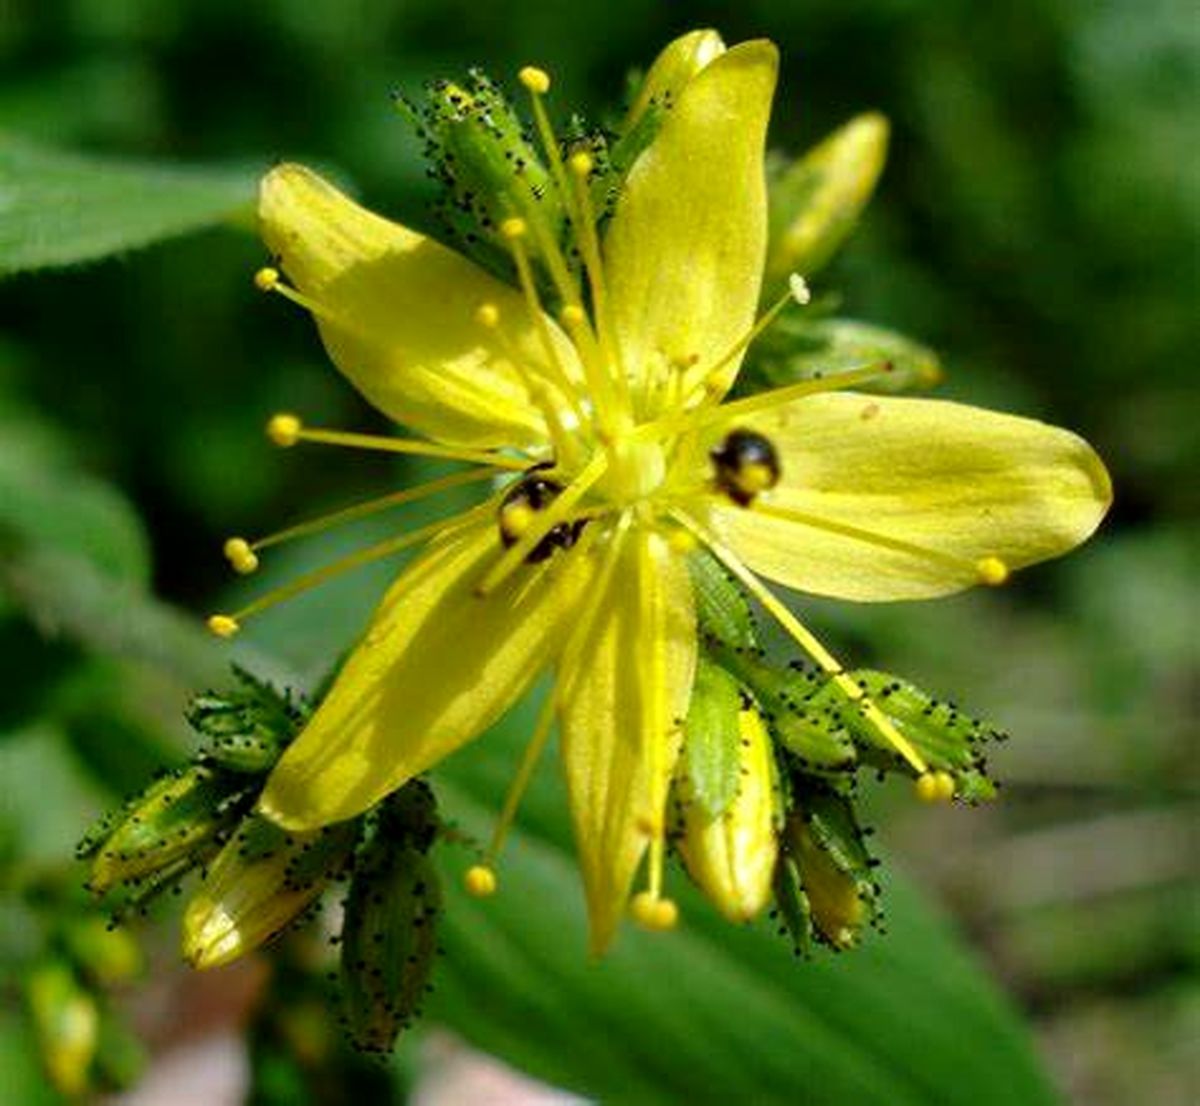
267,414 -> 531,471
669,510 -> 930,776
224,467 -> 501,574
744,500 -> 1010,587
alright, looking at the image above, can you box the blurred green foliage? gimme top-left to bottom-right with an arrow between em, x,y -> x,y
0,0 -> 1195,1103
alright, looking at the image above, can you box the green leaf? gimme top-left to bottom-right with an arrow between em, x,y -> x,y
0,133 -> 257,277
429,711 -> 1059,1106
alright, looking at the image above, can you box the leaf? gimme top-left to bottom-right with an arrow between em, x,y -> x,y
0,133 -> 257,277
428,710 -> 1059,1106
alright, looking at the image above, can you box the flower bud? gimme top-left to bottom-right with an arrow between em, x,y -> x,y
86,764 -> 251,896
766,112 -> 889,282
62,915 -> 143,986
681,657 -> 745,817
338,784 -> 441,1053
780,788 -> 877,950
182,814 -> 358,969
26,961 -> 99,1097
186,668 -> 300,774
677,705 -> 779,922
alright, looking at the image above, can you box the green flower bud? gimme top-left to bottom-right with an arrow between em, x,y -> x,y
766,112 -> 890,282
182,814 -> 358,969
187,667 -> 302,773
677,705 -> 779,922
339,784 -> 441,1053
62,915 -> 143,986
26,960 -> 99,1097
86,764 -> 253,895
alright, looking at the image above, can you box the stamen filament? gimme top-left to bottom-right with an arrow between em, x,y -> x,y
284,422 -> 531,471
634,361 -> 896,446
219,510 -> 481,628
246,467 -> 500,555
677,277 -> 809,403
639,529 -> 669,904
747,501 -> 1008,585
255,267 -> 352,330
476,450 -> 609,596
670,511 -> 929,775
483,689 -> 558,864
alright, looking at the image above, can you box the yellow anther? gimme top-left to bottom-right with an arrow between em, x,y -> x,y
735,461 -> 777,497
222,537 -> 260,575
254,266 -> 280,292
266,413 -> 302,448
915,772 -> 955,803
630,892 -> 678,932
667,527 -> 698,554
788,273 -> 812,305
475,302 -> 501,328
498,501 -> 537,542
976,556 -> 1010,587
464,865 -> 497,898
518,66 -> 551,94
206,615 -> 240,639
560,303 -> 586,327
568,151 -> 593,177
500,216 -> 528,240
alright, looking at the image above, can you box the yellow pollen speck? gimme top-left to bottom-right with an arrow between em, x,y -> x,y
266,413 -> 302,447
475,302 -> 501,328
737,462 -> 776,496
568,151 -> 593,177
222,537 -> 259,575
976,556 -> 1010,586
207,614 -> 240,639
518,66 -> 550,94
500,217 -> 528,240
464,865 -> 497,897
560,303 -> 586,327
499,501 -> 536,541
254,266 -> 280,292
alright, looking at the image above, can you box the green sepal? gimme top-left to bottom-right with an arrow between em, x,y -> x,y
339,782 -> 441,1054
765,112 -> 889,283
772,855 -> 815,957
84,764 -> 254,894
687,548 -> 759,651
187,668 -> 302,774
843,670 -> 1002,796
752,316 -> 943,395
796,784 -> 877,884
680,657 -> 745,818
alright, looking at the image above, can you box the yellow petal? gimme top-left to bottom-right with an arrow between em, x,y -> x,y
698,391 -> 1111,600
604,41 -> 778,404
677,707 -> 779,923
260,164 -> 579,449
558,527 -> 696,953
259,512 -> 589,830
624,29 -> 726,130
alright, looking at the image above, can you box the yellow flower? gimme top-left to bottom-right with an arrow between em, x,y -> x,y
212,31 -> 1110,952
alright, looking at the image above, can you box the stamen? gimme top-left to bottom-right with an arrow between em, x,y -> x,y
670,511 -> 929,775
677,273 -> 813,403
638,528 -> 671,913
268,415 -> 530,471
207,510 -> 482,634
475,450 -> 609,596
635,361 -> 897,445
230,467 -> 499,572
915,771 -> 956,803
464,865 -> 497,897
254,267 -> 349,329
749,502 -> 1009,586
500,219 -> 590,428
630,890 -> 679,932
517,66 -> 551,95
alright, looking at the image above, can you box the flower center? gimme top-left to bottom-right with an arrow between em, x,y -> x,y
597,431 -> 667,506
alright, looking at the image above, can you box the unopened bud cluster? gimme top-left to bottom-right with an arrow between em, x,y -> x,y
674,552 -> 1004,951
78,667 -> 445,1053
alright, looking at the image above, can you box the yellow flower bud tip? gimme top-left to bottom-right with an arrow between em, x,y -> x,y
518,65 -> 551,94
464,865 -> 497,897
976,556 -> 1010,587
630,892 -> 678,932
266,412 -> 302,447
568,151 -> 593,177
499,216 -> 528,240
788,273 -> 812,305
222,537 -> 259,575
207,614 -> 240,639
475,302 -> 501,328
560,303 -> 586,327
253,266 -> 280,292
